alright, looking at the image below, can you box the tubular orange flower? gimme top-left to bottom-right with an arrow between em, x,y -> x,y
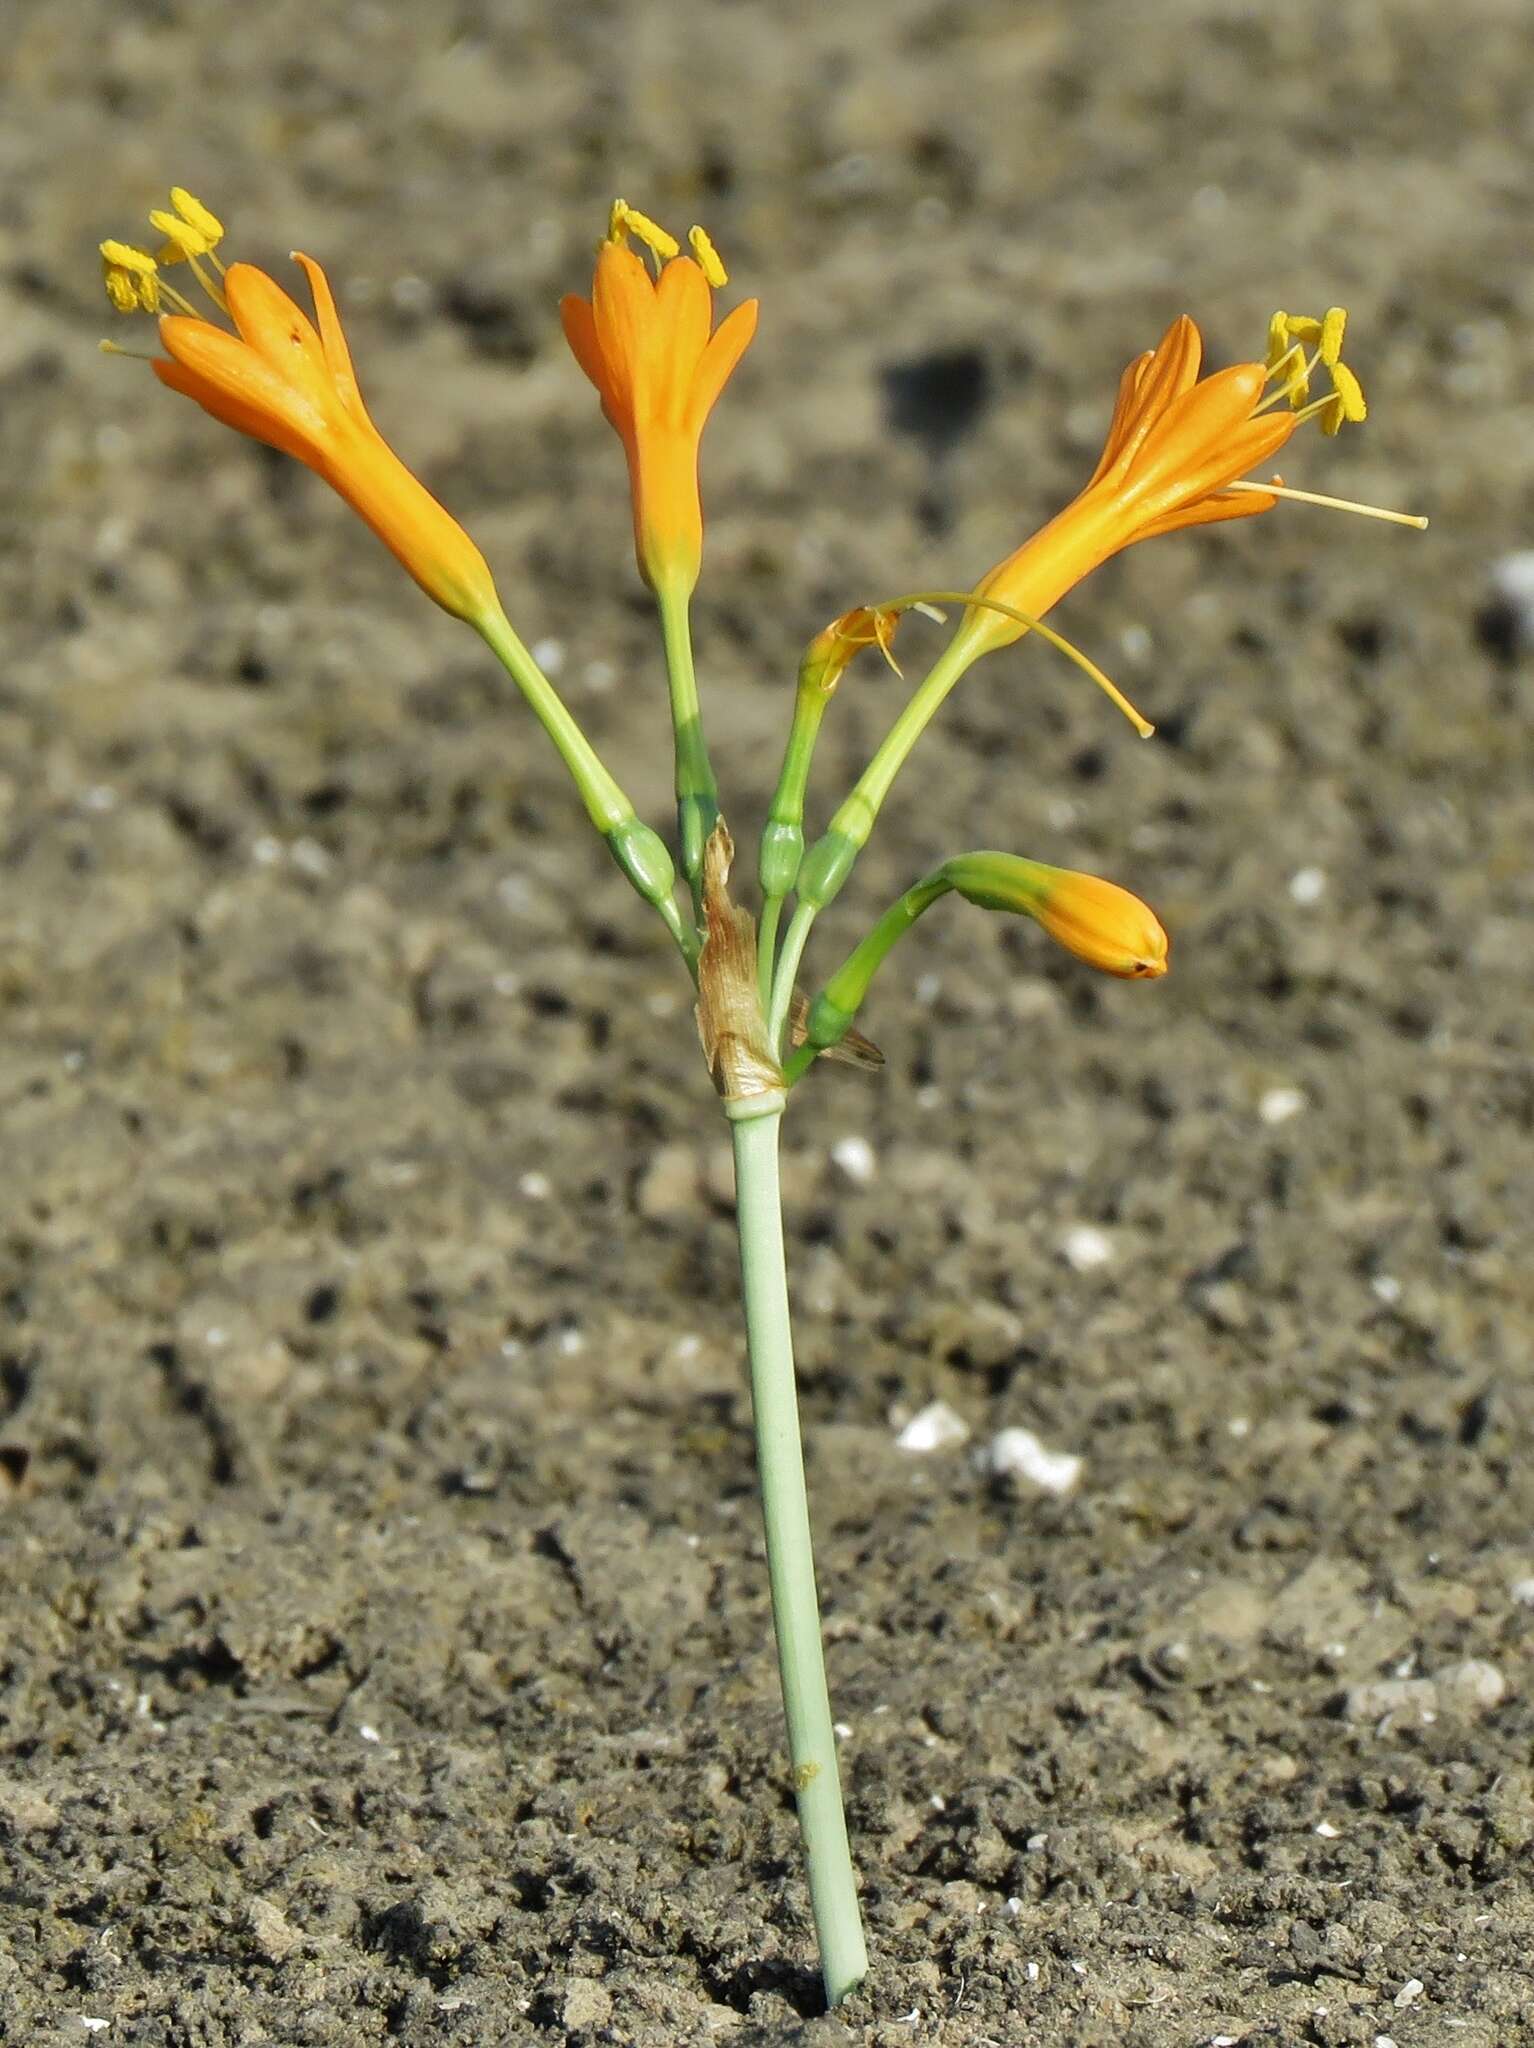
100,199 -> 498,625
560,202 -> 758,597
959,311 -> 1373,663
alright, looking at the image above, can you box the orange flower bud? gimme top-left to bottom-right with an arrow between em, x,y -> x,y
945,854 -> 1168,978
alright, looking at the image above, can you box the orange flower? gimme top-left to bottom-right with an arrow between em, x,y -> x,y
560,203 -> 757,597
101,202 -> 498,625
959,311 -> 1366,661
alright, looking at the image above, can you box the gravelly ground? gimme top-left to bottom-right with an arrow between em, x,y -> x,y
2,2 -> 1533,2043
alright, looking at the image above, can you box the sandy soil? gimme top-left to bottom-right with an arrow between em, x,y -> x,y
2,2 -> 1533,2042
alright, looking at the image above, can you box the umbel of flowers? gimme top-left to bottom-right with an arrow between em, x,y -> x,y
99,190 -> 1423,2011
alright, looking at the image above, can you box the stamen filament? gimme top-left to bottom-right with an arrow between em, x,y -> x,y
1224,478 -> 1428,529
154,277 -> 201,318
1255,343 -> 1318,412
891,590 -> 1154,738
185,252 -> 228,314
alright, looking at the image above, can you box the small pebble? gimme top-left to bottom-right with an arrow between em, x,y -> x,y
562,1979 -> 612,2031
1510,1577 -> 1534,1607
289,836 -> 331,878
895,1401 -> 970,1454
1289,866 -> 1327,905
1315,1820 -> 1340,1837
635,1143 -> 697,1221
1371,1274 -> 1403,1304
986,1428 -> 1082,1495
1394,1978 -> 1425,2010
1061,1224 -> 1112,1271
1343,1658 -> 1506,1723
830,1134 -> 877,1187
1487,550 -> 1534,647
1259,1085 -> 1307,1124
519,1171 -> 551,1201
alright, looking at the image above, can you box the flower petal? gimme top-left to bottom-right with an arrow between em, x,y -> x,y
652,255 -> 713,420
687,297 -> 758,432
591,238 -> 656,420
1087,349 -> 1154,486
154,315 -> 329,458
291,252 -> 369,427
1102,315 -> 1203,478
223,262 -> 340,423
560,293 -> 607,395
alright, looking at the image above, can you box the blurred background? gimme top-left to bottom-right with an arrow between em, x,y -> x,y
3,4 -> 1532,2044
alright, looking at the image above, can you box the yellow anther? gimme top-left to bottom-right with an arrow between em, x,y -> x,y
1266,311 -> 1290,368
149,208 -> 216,262
101,241 -> 162,314
1320,307 -> 1347,367
688,225 -> 727,289
1329,359 -> 1367,423
103,266 -> 139,313
1319,393 -> 1347,437
608,200 -> 679,262
1285,314 -> 1323,344
100,239 -> 157,276
167,188 -> 223,246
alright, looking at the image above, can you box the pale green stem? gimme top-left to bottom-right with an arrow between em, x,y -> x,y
757,892 -> 784,1005
656,582 -> 719,914
477,604 -> 633,831
825,628 -> 983,851
476,605 -> 694,967
731,1102 -> 868,2010
771,631 -> 987,1038
767,900 -> 816,1055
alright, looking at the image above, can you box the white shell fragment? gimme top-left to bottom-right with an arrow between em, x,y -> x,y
986,1428 -> 1082,1495
895,1400 -> 970,1453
